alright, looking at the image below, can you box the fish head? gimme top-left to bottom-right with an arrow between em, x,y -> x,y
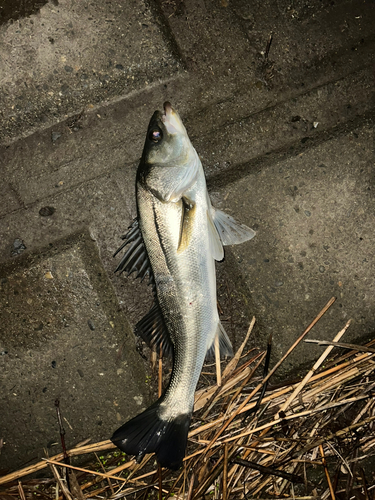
142,102 -> 194,169
138,103 -> 200,202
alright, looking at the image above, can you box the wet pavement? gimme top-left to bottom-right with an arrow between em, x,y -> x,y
0,0 -> 374,472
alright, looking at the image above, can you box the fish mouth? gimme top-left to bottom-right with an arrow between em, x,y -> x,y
162,101 -> 184,135
163,101 -> 173,116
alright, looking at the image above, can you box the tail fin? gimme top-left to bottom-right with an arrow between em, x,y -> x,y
111,400 -> 191,470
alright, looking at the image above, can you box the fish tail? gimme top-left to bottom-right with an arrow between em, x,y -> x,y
111,399 -> 191,470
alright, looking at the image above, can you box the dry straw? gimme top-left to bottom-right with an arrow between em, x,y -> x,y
1,297 -> 374,499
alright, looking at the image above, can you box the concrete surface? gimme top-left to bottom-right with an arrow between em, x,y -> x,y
0,232 -> 150,471
0,0 -> 374,472
221,120 -> 375,374
0,0 -> 182,142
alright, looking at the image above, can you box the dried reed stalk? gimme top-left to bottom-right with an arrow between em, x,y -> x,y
1,300 -> 374,500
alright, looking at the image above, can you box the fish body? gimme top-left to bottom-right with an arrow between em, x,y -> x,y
111,103 -> 255,469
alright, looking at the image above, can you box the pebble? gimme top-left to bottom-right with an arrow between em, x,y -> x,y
11,238 -> 26,256
51,131 -> 61,143
39,206 -> 55,216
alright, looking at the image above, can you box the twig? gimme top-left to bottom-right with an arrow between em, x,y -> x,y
223,444 -> 228,500
225,362 -> 260,419
43,458 -> 131,483
243,333 -> 272,420
233,458 -> 304,483
264,32 -> 274,60
187,472 -> 195,500
17,481 -> 27,500
95,452 -> 115,496
0,440 -> 117,485
192,446 -> 239,499
189,353 -> 369,441
203,350 -> 267,453
304,340 -> 375,354
55,399 -> 69,464
158,465 -> 163,500
220,400 -> 375,446
2,301 -> 375,500
352,398 -> 375,425
319,445 -> 335,500
198,352 -> 263,417
204,297 -> 336,453
293,415 -> 375,458
223,317 -> 256,378
359,467 -> 370,500
278,320 -> 351,417
48,462 -> 74,500
67,468 -> 86,500
215,334 -> 222,387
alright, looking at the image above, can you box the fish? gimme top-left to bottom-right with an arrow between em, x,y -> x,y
111,102 -> 255,470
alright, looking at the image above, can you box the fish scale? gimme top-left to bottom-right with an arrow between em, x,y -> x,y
111,102 -> 255,469
139,180 -> 214,417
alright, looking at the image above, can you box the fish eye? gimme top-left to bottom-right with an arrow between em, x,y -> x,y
149,129 -> 163,143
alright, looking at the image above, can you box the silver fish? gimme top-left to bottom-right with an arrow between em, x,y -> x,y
111,102 -> 255,469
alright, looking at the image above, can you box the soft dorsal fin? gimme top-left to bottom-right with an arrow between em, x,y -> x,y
211,208 -> 256,246
114,218 -> 154,287
206,321 -> 233,359
135,302 -> 173,358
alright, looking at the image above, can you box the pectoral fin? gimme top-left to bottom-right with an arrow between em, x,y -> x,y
211,208 -> 256,246
177,198 -> 196,254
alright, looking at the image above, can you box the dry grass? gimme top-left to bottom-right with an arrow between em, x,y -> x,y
1,298 -> 375,499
